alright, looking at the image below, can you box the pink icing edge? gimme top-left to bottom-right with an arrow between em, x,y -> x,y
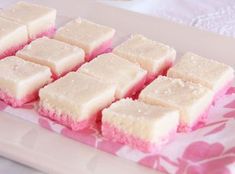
37,106 -> 97,131
0,90 -> 38,107
102,122 -> 177,153
85,38 -> 113,61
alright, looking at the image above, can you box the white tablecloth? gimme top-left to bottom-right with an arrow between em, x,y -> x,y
100,0 -> 235,37
0,0 -> 235,173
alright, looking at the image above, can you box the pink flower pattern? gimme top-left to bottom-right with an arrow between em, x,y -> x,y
223,110 -> 235,119
177,141 -> 235,174
226,87 -> 235,95
224,100 -> 235,108
204,123 -> 226,136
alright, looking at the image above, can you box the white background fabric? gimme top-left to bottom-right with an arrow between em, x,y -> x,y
0,0 -> 235,173
100,0 -> 235,37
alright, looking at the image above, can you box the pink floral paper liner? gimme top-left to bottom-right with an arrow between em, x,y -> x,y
1,87 -> 235,174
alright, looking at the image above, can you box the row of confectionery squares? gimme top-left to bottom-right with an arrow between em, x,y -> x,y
0,1 -> 234,153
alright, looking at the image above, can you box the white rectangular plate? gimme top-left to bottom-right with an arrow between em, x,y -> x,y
0,0 -> 235,174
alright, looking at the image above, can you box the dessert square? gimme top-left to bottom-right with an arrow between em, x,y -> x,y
139,76 -> 213,132
54,18 -> 115,61
38,72 -> 116,130
0,56 -> 52,107
78,53 -> 147,99
102,98 -> 179,152
17,37 -> 85,79
167,52 -> 234,101
113,34 -> 176,82
0,17 -> 28,59
0,1 -> 56,40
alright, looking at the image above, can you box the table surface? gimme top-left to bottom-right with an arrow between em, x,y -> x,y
0,0 -> 234,173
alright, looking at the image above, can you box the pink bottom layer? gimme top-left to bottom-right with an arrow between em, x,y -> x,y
0,41 -> 28,59
102,122 -> 177,153
85,39 -> 113,61
29,27 -> 56,41
146,60 -> 174,84
0,90 -> 38,107
124,74 -> 147,99
37,106 -> 97,131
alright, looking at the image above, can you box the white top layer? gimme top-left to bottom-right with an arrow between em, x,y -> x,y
0,17 -> 28,53
79,53 -> 147,99
0,56 -> 51,99
39,72 -> 116,121
113,34 -> 176,74
0,1 -> 56,39
0,1 -> 56,23
54,18 -> 115,54
167,52 -> 234,92
102,98 -> 179,142
139,76 -> 213,126
16,37 -> 85,77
